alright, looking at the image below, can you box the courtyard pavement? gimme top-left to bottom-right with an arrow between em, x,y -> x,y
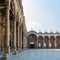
3,49 -> 60,60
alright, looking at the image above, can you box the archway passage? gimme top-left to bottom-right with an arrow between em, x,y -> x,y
44,36 -> 49,48
27,34 -> 37,49
50,36 -> 55,48
56,36 -> 60,48
38,36 -> 43,48
30,44 -> 35,48
29,42 -> 35,48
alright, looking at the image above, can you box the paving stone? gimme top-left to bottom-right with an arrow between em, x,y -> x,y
7,49 -> 60,60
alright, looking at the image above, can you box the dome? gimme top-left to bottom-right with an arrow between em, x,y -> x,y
50,30 -> 53,33
39,30 -> 42,34
56,30 -> 59,33
44,30 -> 48,33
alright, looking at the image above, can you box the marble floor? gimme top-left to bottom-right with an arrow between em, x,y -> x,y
7,49 -> 60,60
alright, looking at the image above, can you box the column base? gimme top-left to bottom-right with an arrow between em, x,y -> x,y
12,47 -> 17,55
1,54 -> 8,60
4,47 -> 10,54
18,47 -> 21,53
12,52 -> 17,55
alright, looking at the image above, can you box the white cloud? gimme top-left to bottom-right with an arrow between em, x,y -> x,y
26,20 -> 40,31
22,0 -> 60,32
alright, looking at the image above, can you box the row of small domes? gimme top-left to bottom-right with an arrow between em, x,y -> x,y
39,30 -> 59,33
30,30 -> 60,33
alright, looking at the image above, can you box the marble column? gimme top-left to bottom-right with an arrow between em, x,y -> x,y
37,38 -> 38,48
21,26 -> 23,50
48,39 -> 50,48
0,21 -> 1,51
55,39 -> 57,49
43,39 -> 44,48
13,20 -> 17,54
17,23 -> 20,51
1,18 -> 4,51
49,39 -> 50,49
5,5 -> 10,54
19,26 -> 22,51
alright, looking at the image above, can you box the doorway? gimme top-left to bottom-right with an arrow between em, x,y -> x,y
29,42 -> 35,48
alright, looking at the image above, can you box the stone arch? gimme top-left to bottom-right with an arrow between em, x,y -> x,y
50,36 -> 55,48
27,31 -> 37,36
56,36 -> 60,48
38,36 -> 43,48
44,36 -> 49,48
27,34 -> 37,48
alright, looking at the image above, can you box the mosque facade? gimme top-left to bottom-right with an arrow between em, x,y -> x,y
27,31 -> 60,49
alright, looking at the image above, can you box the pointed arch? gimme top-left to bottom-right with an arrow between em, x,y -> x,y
56,36 -> 60,48
38,36 -> 43,48
27,34 -> 37,48
50,36 -> 55,48
44,36 -> 49,48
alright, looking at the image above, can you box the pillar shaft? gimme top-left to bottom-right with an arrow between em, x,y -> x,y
0,23 -> 1,51
14,20 -> 16,53
17,23 -> 20,51
49,39 -> 50,48
43,39 -> 44,48
37,39 -> 38,48
55,39 -> 56,48
1,18 -> 4,51
19,26 -> 21,51
21,27 -> 23,50
5,6 -> 10,54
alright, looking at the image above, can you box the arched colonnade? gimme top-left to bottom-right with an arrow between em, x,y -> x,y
27,31 -> 60,49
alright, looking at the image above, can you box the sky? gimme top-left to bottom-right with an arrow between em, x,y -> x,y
22,0 -> 60,33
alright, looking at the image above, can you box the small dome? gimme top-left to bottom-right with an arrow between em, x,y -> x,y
39,31 -> 42,34
50,30 -> 53,33
56,30 -> 59,33
39,30 -> 42,34
44,30 -> 48,33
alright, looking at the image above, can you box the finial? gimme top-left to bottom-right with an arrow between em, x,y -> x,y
39,29 -> 42,33
56,30 -> 59,33
50,29 -> 53,33
31,28 -> 33,31
44,30 -> 48,33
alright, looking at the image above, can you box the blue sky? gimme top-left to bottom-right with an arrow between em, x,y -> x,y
22,0 -> 60,33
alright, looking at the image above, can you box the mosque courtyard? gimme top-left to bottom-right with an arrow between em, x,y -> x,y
0,0 -> 60,60
3,49 -> 60,60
